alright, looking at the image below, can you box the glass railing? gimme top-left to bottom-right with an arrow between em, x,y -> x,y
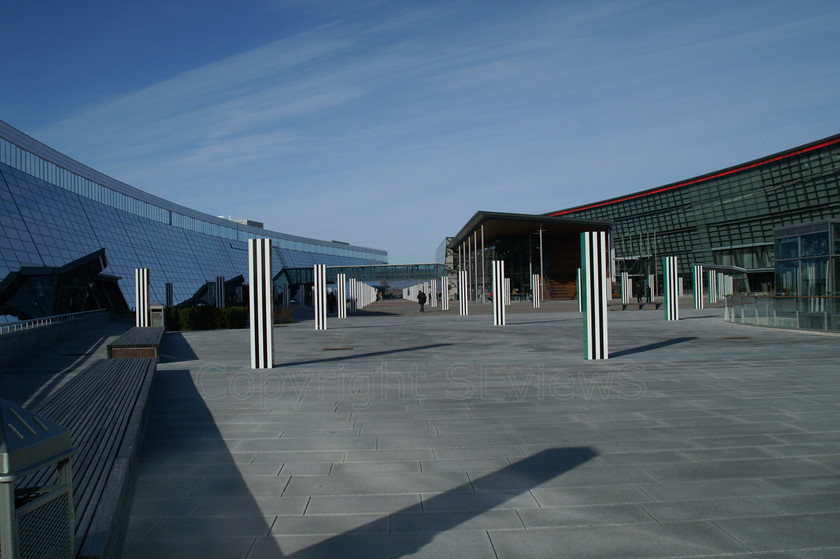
0,309 -> 107,335
725,295 -> 840,332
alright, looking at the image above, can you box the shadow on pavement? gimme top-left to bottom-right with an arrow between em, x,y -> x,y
125,369 -> 284,558
253,447 -> 598,558
610,336 -> 698,358
159,331 -> 200,363
277,343 -> 452,368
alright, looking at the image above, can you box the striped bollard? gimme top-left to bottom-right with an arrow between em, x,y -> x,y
249,239 -> 273,369
663,256 -> 679,321
165,282 -> 173,308
459,270 -> 469,316
337,273 -> 347,319
532,274 -> 541,309
431,279 -> 438,308
441,276 -> 449,311
581,232 -> 609,360
620,272 -> 630,305
504,278 -> 511,306
648,273 -> 655,300
678,277 -> 684,297
216,276 -> 225,308
349,279 -> 357,313
135,268 -> 150,327
693,265 -> 704,309
717,272 -> 724,301
708,271 -> 718,304
492,260 -> 506,326
314,264 -> 327,330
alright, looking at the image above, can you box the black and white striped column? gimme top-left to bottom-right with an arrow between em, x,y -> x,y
165,282 -> 173,308
249,238 -> 273,369
708,270 -> 718,304
441,276 -> 449,311
621,272 -> 631,305
216,276 -> 225,308
337,273 -> 347,319
135,268 -> 150,327
314,264 -> 327,330
663,256 -> 679,321
458,270 -> 469,316
648,273 -> 655,299
678,277 -> 684,297
430,279 -> 438,308
693,265 -> 704,310
504,278 -> 511,306
492,260 -> 506,326
581,232 -> 609,360
349,278 -> 357,313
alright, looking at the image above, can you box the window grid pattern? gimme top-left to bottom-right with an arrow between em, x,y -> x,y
0,133 -> 387,263
563,141 -> 840,275
0,161 -> 385,317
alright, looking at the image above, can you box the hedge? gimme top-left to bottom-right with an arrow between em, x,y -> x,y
165,306 -> 249,331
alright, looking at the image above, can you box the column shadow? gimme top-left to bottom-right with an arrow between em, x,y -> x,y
256,447 -> 598,558
610,336 -> 697,358
278,344 -> 452,368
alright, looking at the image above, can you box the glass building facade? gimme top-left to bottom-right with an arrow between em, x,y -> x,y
0,121 -> 387,322
774,220 -> 838,298
548,134 -> 840,291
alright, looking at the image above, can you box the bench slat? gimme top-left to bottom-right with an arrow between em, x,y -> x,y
22,357 -> 157,559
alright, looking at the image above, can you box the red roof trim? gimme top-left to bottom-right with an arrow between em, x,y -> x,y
548,137 -> 840,216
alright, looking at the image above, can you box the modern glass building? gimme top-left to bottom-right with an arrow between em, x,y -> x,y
774,219 -> 839,298
0,121 -> 387,322
548,134 -> 840,292
447,133 -> 840,300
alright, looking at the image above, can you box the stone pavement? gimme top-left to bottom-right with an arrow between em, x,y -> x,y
120,301 -> 840,558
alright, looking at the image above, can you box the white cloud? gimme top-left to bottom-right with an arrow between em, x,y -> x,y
32,0 -> 840,263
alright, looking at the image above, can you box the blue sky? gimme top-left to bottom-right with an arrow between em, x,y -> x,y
3,0 -> 840,264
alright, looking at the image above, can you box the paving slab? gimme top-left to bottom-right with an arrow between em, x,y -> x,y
10,302 -> 839,558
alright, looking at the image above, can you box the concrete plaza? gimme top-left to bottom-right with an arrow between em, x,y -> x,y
22,300 -> 840,558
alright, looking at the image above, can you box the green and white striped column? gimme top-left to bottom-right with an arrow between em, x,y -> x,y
693,265 -> 704,310
620,272 -> 631,305
708,270 -> 718,304
663,256 -> 679,321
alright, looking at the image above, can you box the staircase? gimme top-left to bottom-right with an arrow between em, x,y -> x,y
544,277 -> 577,300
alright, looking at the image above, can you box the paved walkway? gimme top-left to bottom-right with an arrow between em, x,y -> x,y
120,302 -> 839,558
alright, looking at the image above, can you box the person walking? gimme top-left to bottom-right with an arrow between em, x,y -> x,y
418,290 -> 427,312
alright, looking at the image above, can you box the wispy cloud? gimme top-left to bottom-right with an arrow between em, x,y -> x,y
33,0 -> 840,262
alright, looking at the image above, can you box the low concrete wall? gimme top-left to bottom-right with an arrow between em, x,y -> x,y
0,311 -> 108,367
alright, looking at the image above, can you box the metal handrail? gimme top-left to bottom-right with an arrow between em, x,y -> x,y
0,309 -> 106,335
725,294 -> 839,332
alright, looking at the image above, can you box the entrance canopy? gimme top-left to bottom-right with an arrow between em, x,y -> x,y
450,211 -> 612,300
451,211 -> 612,249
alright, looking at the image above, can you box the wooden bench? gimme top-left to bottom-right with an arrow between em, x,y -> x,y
21,358 -> 157,559
106,327 -> 165,360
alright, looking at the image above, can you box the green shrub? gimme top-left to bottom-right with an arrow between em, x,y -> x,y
216,306 -> 248,329
165,305 -> 249,331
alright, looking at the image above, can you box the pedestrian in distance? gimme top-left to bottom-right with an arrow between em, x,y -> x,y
418,290 -> 426,312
